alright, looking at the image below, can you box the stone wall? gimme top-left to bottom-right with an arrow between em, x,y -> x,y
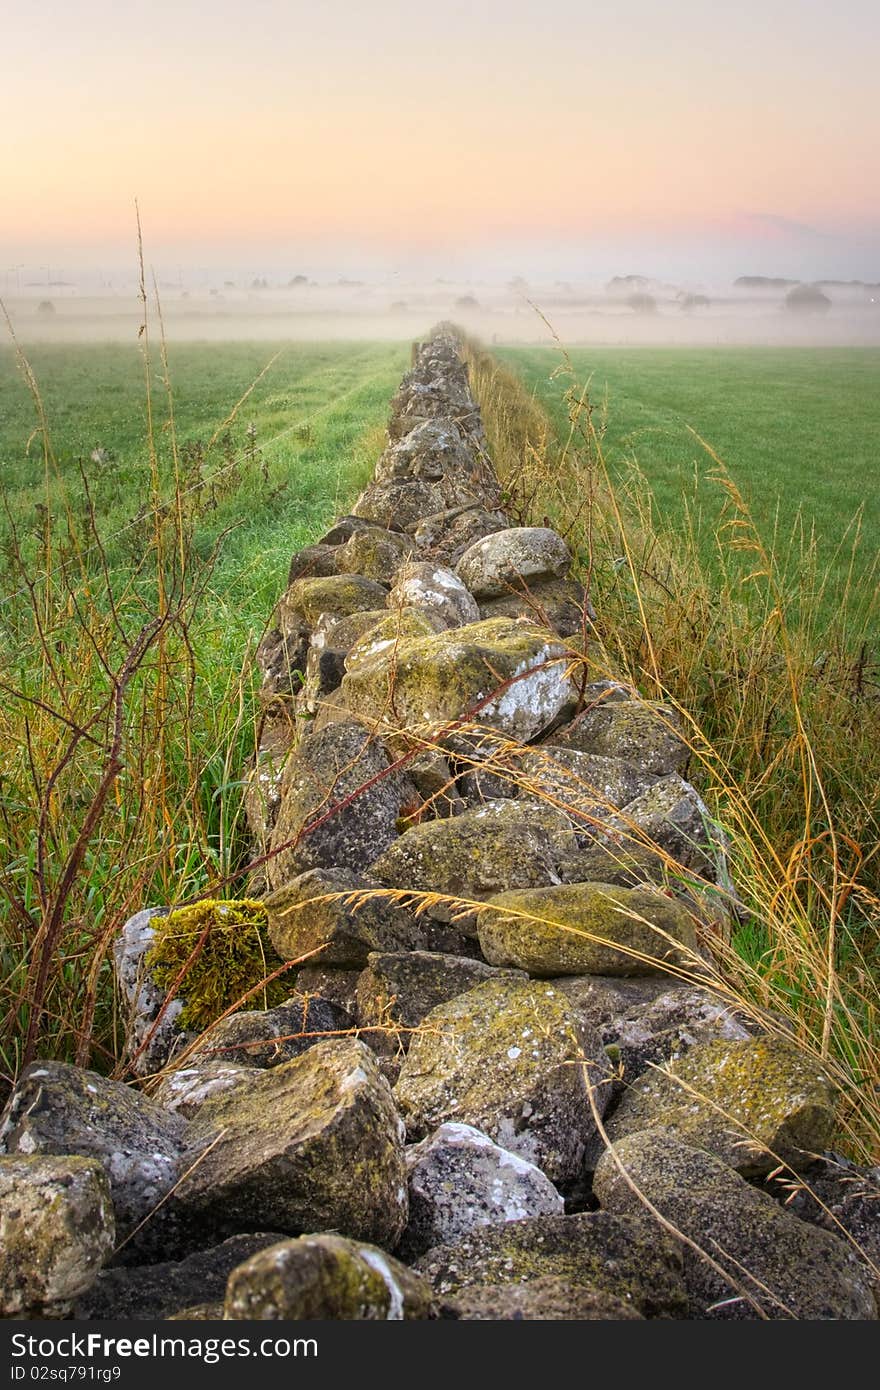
0,329 -> 877,1322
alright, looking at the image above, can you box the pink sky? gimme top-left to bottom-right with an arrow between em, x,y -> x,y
2,0 -> 878,280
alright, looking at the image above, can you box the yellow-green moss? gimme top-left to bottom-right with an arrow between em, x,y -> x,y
146,899 -> 288,1032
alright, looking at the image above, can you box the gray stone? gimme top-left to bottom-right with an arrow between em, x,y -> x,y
154,1062 -> 254,1121
335,525 -> 417,583
394,977 -> 611,1185
551,700 -> 689,777
183,992 -> 352,1068
414,1210 -> 688,1318
399,1122 -> 563,1258
356,952 -> 526,1035
457,527 -> 572,599
0,1061 -> 187,1237
114,907 -> 192,1076
593,1129 -> 876,1320
177,1038 -> 408,1247
389,561 -> 481,629
224,1233 -> 434,1320
0,1155 -> 115,1317
413,505 -> 509,563
445,1277 -> 644,1320
287,544 -> 340,584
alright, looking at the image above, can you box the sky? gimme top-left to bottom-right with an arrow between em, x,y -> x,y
2,0 -> 878,284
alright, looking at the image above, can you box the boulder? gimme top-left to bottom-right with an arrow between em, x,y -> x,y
344,607 -> 446,672
299,608 -> 388,712
265,867 -> 474,967
550,700 -> 688,777
477,577 -> 594,639
612,774 -> 726,880
593,1130 -> 876,1320
371,800 -> 577,927
278,574 -> 389,630
605,1037 -> 839,1177
353,478 -> 479,532
777,1152 -> 880,1303
266,721 -> 415,888
414,1210 -> 687,1318
515,746 -> 658,816
177,1038 -> 408,1247
154,1061 -> 254,1120
184,992 -> 352,1069
399,1122 -> 563,1258
75,1233 -> 284,1320
286,543 -> 340,583
294,964 -> 362,1017
0,1061 -> 186,1237
478,881 -> 698,976
336,617 -> 577,744
114,907 -> 191,1076
356,952 -> 526,1034
456,527 -> 572,599
445,1277 -> 644,1320
389,561 -> 481,629
335,525 -> 417,583
225,1233 -> 434,1320
413,504 -> 509,563
0,1156 -> 115,1317
394,977 -> 611,1184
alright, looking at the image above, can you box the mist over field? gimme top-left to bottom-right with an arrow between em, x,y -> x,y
5,272 -> 880,346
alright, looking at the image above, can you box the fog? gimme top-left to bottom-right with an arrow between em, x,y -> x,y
5,271 -> 879,347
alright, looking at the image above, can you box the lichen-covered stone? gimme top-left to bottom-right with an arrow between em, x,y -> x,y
375,418 -> 480,487
266,721 -> 415,887
75,1233 -> 284,1320
516,746 -> 658,815
478,881 -> 698,977
155,1061 -> 254,1120
777,1152 -> 880,1303
445,1277 -> 644,1320
593,1130 -> 876,1320
394,977 -> 610,1184
356,952 -> 526,1034
265,867 -> 472,967
336,617 -> 577,743
278,574 -> 389,629
184,992 -> 352,1069
457,527 -> 572,599
295,965 -> 362,1016
413,504 -> 509,563
177,1037 -> 408,1247
371,800 -> 577,927
551,700 -> 688,777
114,907 -> 190,1076
606,1037 -> 839,1176
0,1156 -> 115,1317
558,840 -> 669,887
353,478 -> 479,531
414,1211 -> 687,1317
477,577 -> 595,639
399,1122 -> 563,1258
335,525 -> 417,583
344,607 -> 446,673
611,773 -> 725,881
299,608 -> 389,712
0,1061 -> 186,1237
389,561 -> 481,629
318,515 -> 377,546
225,1233 -> 434,1320
287,543 -> 340,584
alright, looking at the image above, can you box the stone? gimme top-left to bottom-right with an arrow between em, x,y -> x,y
75,1233 -> 284,1320
593,1130 -> 876,1320
394,977 -> 611,1184
184,992 -> 353,1069
551,700 -> 689,777
477,577 -> 594,639
287,543 -> 340,584
155,1062 -> 254,1120
414,1210 -> 688,1318
177,1037 -> 408,1247
0,1061 -> 187,1237
0,1156 -> 115,1317
389,561 -> 481,629
376,418 -> 499,507
478,881 -> 699,977
295,965 -> 362,1016
353,478 -> 477,532
371,800 -> 577,927
266,721 -> 415,888
114,907 -> 192,1076
605,1037 -> 839,1177
265,867 -> 473,967
335,525 -> 417,583
611,774 -> 726,881
356,952 -> 526,1034
516,746 -> 658,815
278,574 -> 389,630
406,749 -> 464,817
776,1152 -> 880,1302
457,527 -> 572,599
444,1278 -> 644,1320
299,608 -> 389,712
318,515 -> 378,546
558,840 -> 669,887
399,1122 -> 563,1258
413,504 -> 509,563
225,1233 -> 434,1320
344,607 -> 446,673
255,624 -> 308,700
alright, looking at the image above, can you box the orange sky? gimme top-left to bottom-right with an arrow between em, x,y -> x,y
2,1 -> 878,275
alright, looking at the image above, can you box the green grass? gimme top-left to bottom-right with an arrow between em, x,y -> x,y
499,346 -> 880,632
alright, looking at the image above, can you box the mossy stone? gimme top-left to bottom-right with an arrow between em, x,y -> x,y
356,951 -> 525,1033
605,1037 -> 839,1176
593,1129 -> 876,1319
335,525 -> 417,583
279,574 -> 388,628
445,1277 -> 644,1320
478,881 -> 698,977
552,700 -> 688,776
224,1233 -> 434,1320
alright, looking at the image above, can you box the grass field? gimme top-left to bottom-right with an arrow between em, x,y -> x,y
499,346 -> 880,632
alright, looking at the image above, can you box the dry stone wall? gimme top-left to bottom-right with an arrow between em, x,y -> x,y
1,329 -> 878,1322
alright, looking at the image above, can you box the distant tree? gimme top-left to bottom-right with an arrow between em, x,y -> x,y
455,294 -> 480,311
37,300 -> 55,314
507,276 -> 529,295
390,300 -> 408,313
679,293 -> 710,311
735,276 -> 799,290
627,292 -> 657,315
785,284 -> 832,314
288,275 -> 308,286
224,280 -> 236,289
